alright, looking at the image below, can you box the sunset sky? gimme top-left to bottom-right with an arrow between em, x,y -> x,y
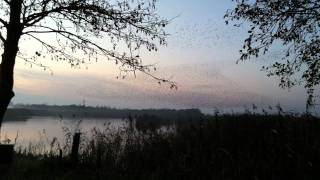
12,0 -> 311,114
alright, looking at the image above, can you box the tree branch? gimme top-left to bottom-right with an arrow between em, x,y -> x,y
3,0 -> 9,5
0,18 -> 8,28
18,0 -> 175,88
0,32 -> 5,43
23,27 -> 176,88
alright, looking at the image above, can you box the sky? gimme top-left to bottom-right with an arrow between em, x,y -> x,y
11,0 -> 314,114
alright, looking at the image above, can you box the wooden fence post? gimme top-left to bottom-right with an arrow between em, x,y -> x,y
71,133 -> 81,165
0,144 -> 14,164
96,144 -> 101,168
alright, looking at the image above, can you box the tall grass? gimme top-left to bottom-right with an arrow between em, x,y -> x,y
2,113 -> 320,180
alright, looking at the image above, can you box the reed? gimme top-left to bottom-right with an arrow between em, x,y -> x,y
2,111 -> 320,180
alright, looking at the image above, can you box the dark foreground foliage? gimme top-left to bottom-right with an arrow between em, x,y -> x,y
2,114 -> 320,180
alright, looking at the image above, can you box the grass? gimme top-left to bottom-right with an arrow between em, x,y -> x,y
1,112 -> 320,180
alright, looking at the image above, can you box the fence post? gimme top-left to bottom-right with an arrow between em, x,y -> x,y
58,149 -> 63,162
71,132 -> 81,165
0,144 -> 14,164
96,144 -> 101,168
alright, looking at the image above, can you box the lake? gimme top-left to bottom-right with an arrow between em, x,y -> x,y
0,116 -> 126,147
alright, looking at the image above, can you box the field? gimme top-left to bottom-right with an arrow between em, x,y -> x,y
1,112 -> 320,180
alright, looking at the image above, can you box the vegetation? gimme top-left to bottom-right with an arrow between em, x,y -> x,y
4,104 -> 204,121
1,112 -> 320,180
0,0 -> 174,128
225,0 -> 320,107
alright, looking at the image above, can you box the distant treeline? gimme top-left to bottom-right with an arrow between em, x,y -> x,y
4,104 -> 205,122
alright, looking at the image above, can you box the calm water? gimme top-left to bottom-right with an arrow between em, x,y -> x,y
0,116 -> 125,146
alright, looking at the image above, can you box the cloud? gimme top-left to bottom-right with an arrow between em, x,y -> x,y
13,62 -> 271,109
72,63 -> 270,108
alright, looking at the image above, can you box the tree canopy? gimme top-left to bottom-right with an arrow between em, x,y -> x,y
0,0 -> 175,126
225,0 -> 320,109
0,0 -> 174,83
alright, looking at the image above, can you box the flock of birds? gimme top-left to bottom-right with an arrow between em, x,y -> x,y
169,18 -> 244,50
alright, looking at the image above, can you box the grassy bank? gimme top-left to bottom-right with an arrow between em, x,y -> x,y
2,113 -> 320,180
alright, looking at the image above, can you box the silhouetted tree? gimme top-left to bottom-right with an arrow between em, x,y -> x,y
0,0 -> 175,128
225,0 -> 320,109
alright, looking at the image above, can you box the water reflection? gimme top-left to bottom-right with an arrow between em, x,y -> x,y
1,117 -> 125,146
